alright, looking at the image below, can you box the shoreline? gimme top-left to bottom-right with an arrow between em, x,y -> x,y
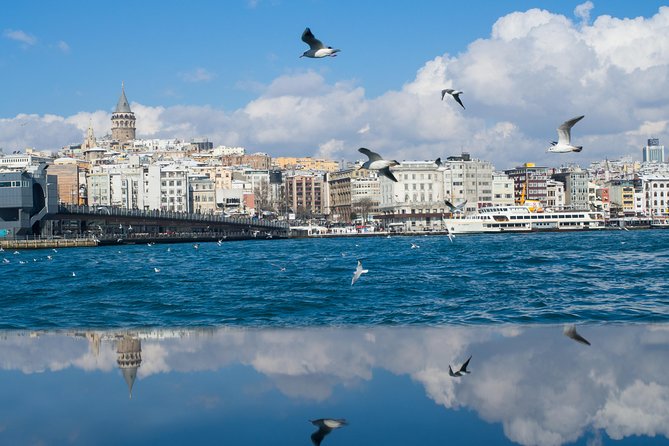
1,225 -> 661,249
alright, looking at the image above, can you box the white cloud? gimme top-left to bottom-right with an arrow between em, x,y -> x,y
575,2 -> 595,25
3,29 -> 37,46
179,67 -> 216,83
56,40 -> 70,53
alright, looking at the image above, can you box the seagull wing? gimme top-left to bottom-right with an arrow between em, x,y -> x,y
444,199 -> 456,212
380,166 -> 398,182
302,27 -> 324,50
452,93 -> 466,109
310,427 -> 329,446
457,199 -> 468,211
442,88 -> 454,100
358,147 -> 382,161
435,157 -> 442,166
448,365 -> 458,377
557,115 -> 584,145
459,355 -> 472,373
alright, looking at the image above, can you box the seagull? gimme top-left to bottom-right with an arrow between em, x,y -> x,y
0,247 -> 4,252
2,258 -> 9,264
193,243 -> 200,250
447,231 -> 454,243
47,255 -> 53,260
441,88 -> 465,109
351,260 -> 368,286
445,199 -> 467,213
217,239 -> 223,246
167,247 -> 172,252
358,147 -> 400,182
547,115 -> 585,153
300,27 -> 340,58
154,267 -> 160,273
13,251 -> 20,255
411,243 -> 420,249
71,272 -> 76,277
52,248 -> 58,253
563,324 -> 591,346
310,418 -> 347,446
435,157 -> 443,167
271,263 -> 287,272
449,355 -> 472,377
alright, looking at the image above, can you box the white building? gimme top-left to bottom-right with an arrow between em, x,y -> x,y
441,154 -> 494,211
642,175 -> 669,216
491,172 -> 515,207
545,179 -> 565,208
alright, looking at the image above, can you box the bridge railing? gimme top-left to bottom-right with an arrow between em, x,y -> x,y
57,204 -> 289,229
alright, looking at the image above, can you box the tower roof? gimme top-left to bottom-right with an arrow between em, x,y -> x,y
115,83 -> 132,113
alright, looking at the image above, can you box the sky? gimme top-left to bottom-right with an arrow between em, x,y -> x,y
1,0 -> 669,169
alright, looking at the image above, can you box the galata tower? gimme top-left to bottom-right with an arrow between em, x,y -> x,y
111,82 -> 136,143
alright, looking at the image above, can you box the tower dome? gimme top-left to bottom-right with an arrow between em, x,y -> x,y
111,82 -> 136,143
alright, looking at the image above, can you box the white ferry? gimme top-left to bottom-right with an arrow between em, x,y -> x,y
443,205 -> 606,234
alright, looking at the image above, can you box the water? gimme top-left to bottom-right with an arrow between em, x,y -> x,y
1,325 -> 668,445
1,230 -> 668,329
3,231 -> 669,444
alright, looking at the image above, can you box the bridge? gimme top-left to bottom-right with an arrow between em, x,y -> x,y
48,204 -> 290,241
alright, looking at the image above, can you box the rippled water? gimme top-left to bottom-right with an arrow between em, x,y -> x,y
2,230 -> 668,329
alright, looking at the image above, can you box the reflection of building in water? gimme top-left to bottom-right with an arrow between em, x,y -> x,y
116,334 -> 142,398
85,332 -> 101,357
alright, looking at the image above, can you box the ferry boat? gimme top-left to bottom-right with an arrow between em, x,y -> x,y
443,205 -> 606,234
651,217 -> 669,229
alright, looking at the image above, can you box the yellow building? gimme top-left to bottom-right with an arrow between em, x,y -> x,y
273,157 -> 339,172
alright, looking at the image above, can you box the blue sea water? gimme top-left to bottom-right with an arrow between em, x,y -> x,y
2,229 -> 668,329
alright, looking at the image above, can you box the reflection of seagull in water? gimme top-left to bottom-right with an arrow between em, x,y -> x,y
563,324 -> 591,346
351,260 -> 368,286
447,232 -> 454,243
310,418 -> 347,446
449,355 -> 472,377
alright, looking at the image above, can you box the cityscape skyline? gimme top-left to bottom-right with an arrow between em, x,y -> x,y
2,1 -> 669,169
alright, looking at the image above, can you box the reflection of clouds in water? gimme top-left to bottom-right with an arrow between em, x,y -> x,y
594,380 -> 669,440
1,326 -> 669,445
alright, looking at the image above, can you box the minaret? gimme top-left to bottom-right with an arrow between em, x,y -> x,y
116,334 -> 142,399
111,82 -> 136,143
82,120 -> 97,150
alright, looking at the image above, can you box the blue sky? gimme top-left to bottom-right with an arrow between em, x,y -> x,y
2,1 -> 669,168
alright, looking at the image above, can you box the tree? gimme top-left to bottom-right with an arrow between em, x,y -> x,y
352,197 -> 377,223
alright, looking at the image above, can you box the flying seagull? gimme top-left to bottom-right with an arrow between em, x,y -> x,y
435,157 -> 443,167
441,88 -> 465,109
300,28 -> 340,58
563,324 -> 590,346
449,355 -> 472,377
445,199 -> 467,213
358,147 -> 400,182
548,115 -> 585,153
310,418 -> 347,446
351,260 -> 368,286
